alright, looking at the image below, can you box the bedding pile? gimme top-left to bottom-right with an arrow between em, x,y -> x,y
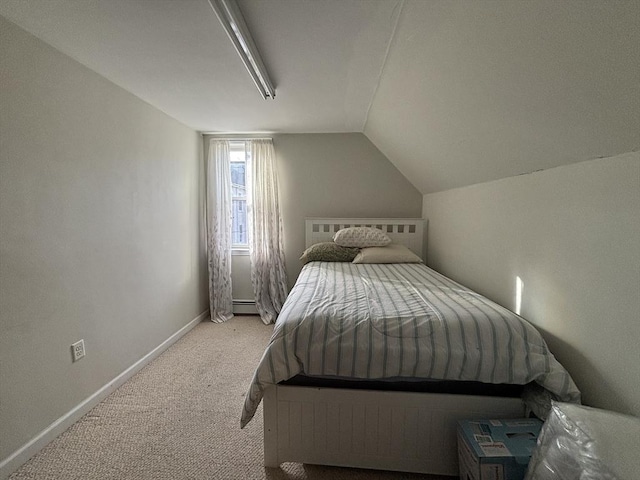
241,261 -> 580,427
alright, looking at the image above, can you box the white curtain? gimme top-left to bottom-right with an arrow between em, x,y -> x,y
248,139 -> 289,324
206,139 -> 234,323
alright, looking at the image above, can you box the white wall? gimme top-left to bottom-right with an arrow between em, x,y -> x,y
422,152 -> 640,416
0,16 -> 208,464
276,133 -> 423,286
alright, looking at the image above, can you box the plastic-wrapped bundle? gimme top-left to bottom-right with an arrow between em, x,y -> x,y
525,401 -> 640,480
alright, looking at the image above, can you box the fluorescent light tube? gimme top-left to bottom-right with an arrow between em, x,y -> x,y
209,0 -> 276,99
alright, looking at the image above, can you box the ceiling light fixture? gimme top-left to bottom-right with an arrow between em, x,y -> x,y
208,0 -> 276,99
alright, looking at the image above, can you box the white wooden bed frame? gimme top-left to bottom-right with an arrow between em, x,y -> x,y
263,218 -> 525,476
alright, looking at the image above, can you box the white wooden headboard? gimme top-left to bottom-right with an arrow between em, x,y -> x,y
305,218 -> 425,257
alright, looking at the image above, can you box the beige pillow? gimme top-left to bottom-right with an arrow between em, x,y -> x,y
333,227 -> 391,248
352,243 -> 423,264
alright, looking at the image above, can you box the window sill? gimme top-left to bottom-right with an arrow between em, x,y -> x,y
232,248 -> 250,256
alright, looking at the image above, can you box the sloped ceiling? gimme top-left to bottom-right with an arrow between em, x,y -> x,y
365,0 -> 640,193
0,0 -> 401,133
1,0 -> 638,194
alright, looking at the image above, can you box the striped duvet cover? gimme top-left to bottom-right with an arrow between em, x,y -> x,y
241,262 -> 580,427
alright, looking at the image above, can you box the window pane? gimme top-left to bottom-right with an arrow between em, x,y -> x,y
230,162 -> 245,186
230,142 -> 248,248
232,199 -> 248,245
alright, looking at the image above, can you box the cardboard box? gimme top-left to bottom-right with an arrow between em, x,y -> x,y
458,418 -> 543,480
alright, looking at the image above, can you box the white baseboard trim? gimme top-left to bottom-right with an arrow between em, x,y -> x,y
0,309 -> 209,480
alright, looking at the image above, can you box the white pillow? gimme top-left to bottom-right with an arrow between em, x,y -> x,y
333,227 -> 391,248
352,243 -> 423,264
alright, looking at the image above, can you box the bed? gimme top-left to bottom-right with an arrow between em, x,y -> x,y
242,218 -> 580,476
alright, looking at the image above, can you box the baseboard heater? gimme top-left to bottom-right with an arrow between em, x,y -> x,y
233,299 -> 258,315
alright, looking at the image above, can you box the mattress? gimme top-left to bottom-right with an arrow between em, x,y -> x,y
241,262 -> 580,427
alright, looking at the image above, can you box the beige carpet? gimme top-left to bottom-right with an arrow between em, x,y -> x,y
10,316 -> 451,480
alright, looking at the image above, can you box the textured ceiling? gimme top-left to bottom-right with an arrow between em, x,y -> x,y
1,0 -> 638,194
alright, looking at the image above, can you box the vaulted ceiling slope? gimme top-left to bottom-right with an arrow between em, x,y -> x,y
0,0 -> 400,133
1,1 -> 638,194
365,1 -> 640,193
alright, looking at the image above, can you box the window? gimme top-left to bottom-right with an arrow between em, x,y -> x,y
230,141 -> 250,251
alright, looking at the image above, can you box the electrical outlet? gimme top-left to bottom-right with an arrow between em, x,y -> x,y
71,339 -> 85,362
